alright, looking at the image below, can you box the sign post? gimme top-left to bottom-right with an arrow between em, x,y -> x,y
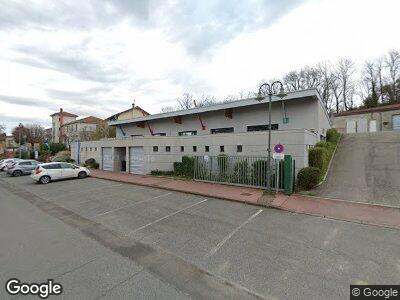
273,143 -> 285,160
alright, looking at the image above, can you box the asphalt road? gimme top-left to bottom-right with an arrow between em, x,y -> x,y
315,132 -> 400,207
0,173 -> 399,299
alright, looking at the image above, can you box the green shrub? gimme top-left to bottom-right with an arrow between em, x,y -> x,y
85,158 -> 96,165
174,156 -> 194,178
309,147 -> 328,171
91,162 -> 99,169
151,169 -> 174,176
234,160 -> 249,184
173,162 -> 184,176
297,167 -> 321,190
326,128 -> 340,143
49,143 -> 67,155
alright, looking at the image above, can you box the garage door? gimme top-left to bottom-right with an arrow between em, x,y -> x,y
357,118 -> 368,133
346,121 -> 356,133
102,147 -> 113,171
129,146 -> 145,174
393,115 -> 400,130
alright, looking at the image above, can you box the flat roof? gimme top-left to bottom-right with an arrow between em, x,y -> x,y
109,88 -> 325,125
334,103 -> 400,117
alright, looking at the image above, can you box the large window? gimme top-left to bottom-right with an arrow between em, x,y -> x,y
247,124 -> 279,132
210,127 -> 234,134
153,133 -> 166,136
179,130 -> 197,136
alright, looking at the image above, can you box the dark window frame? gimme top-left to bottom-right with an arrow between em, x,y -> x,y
210,127 -> 234,134
153,146 -> 159,152
153,133 -> 166,136
205,146 -> 210,152
220,145 -> 225,152
237,145 -> 243,152
166,146 -> 171,152
178,130 -> 197,136
193,146 -> 197,152
247,124 -> 279,132
180,146 -> 185,152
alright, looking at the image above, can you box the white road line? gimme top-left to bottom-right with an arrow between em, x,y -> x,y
50,183 -> 125,199
129,199 -> 208,235
205,209 -> 263,259
92,192 -> 173,218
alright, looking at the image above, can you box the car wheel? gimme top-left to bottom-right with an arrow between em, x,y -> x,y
39,176 -> 51,184
78,171 -> 87,179
13,170 -> 22,177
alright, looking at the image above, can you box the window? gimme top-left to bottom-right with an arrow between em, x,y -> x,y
237,145 -> 243,152
193,146 -> 197,152
131,134 -> 143,137
211,127 -> 234,134
153,133 -> 166,136
205,146 -> 210,152
247,124 -> 279,132
180,146 -> 184,152
81,148 -> 83,152
153,146 -> 158,152
89,147 -> 92,151
94,147 -> 97,151
166,146 -> 171,152
220,145 -> 225,152
19,161 -> 31,165
179,130 -> 197,136
61,163 -> 74,169
85,147 -> 88,151
43,163 -> 62,169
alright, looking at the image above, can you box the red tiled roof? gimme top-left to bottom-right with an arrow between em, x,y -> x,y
61,116 -> 104,126
106,105 -> 150,120
334,103 -> 400,117
50,111 -> 78,117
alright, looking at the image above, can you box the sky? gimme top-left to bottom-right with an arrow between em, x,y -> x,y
1,0 -> 399,133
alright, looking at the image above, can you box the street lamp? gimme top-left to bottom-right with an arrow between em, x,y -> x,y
256,81 -> 286,191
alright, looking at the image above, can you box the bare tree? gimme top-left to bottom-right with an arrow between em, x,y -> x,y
161,106 -> 176,113
196,93 -> 217,107
335,58 -> 356,110
177,93 -> 195,109
362,60 -> 379,107
385,49 -> 400,102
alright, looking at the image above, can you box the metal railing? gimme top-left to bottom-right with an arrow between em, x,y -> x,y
194,155 -> 285,190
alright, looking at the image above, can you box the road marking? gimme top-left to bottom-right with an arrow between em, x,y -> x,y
92,192 -> 173,218
129,199 -> 208,235
49,183 -> 125,199
205,209 -> 263,259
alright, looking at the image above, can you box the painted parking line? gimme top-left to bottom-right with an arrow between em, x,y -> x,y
205,209 -> 263,259
48,183 -> 126,199
129,199 -> 208,235
92,192 -> 173,218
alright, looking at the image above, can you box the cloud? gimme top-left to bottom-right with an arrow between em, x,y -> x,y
0,94 -> 57,109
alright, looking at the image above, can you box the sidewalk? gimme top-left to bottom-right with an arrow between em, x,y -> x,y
90,170 -> 400,230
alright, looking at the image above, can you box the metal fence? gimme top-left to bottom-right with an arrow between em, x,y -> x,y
193,155 -> 285,190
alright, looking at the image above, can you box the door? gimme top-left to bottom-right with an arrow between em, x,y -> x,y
369,120 -> 377,132
129,146 -> 145,174
357,118 -> 368,133
18,161 -> 32,174
44,163 -> 62,179
346,120 -> 356,133
393,115 -> 400,130
102,147 -> 113,171
60,163 -> 76,178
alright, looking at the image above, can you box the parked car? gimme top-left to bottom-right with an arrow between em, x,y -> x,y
6,160 -> 39,176
0,158 -> 21,171
31,162 -> 90,184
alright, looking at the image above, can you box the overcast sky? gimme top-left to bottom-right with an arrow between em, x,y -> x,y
1,0 -> 399,133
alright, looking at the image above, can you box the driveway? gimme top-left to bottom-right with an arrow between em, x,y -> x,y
1,174 -> 399,299
315,132 -> 400,207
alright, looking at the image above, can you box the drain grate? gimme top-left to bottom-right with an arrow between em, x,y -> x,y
240,192 -> 252,196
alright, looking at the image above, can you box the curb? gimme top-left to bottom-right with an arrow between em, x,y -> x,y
316,134 -> 342,187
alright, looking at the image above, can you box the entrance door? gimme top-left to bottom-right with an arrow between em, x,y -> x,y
102,147 -> 113,171
357,118 -> 368,133
369,120 -> 377,132
129,146 -> 145,174
393,115 -> 400,130
346,120 -> 356,133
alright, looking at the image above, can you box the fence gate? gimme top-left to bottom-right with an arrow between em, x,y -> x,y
194,155 -> 294,192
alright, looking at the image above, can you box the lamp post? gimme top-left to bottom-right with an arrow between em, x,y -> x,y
256,81 -> 286,191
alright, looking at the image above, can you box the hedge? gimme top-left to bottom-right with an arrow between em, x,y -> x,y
308,147 -> 328,172
173,156 -> 194,178
326,128 -> 340,143
297,167 -> 321,190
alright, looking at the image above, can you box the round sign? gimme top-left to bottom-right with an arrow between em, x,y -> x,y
274,143 -> 284,153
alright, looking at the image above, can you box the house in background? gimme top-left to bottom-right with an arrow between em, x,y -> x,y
61,116 -> 104,147
50,109 -> 78,143
72,88 -> 331,176
333,103 -> 400,133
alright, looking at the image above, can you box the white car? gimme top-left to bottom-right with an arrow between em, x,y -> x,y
31,162 -> 90,184
0,158 -> 21,171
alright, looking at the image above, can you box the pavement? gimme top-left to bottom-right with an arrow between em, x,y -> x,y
315,132 -> 400,207
1,174 -> 400,299
91,169 -> 400,230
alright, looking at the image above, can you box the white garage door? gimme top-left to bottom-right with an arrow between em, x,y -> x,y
129,146 -> 145,175
369,120 -> 377,132
357,118 -> 368,133
102,147 -> 113,171
346,120 -> 356,133
393,115 -> 400,130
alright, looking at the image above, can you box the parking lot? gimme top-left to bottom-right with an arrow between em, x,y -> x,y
1,173 -> 400,299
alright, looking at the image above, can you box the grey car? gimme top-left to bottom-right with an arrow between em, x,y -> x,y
6,160 -> 39,176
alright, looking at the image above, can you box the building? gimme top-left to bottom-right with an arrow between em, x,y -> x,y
61,116 -> 104,147
107,103 -> 150,121
50,109 -> 78,143
72,88 -> 331,176
333,103 -> 400,133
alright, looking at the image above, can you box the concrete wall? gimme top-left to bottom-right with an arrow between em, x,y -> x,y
117,97 -> 324,139
333,109 -> 400,133
52,115 -> 76,143
71,129 -> 320,175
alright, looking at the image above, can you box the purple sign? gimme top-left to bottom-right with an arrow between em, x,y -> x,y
274,143 -> 284,153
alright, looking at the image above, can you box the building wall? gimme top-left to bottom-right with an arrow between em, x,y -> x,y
72,129 -> 320,175
117,97 -> 323,139
117,108 -> 146,121
52,115 -> 77,143
333,108 -> 400,133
